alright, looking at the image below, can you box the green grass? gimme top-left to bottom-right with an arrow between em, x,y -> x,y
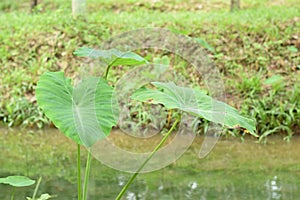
0,0 -> 299,139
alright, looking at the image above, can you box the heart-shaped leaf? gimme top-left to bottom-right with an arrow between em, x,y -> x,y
0,176 -> 35,187
36,72 -> 117,146
73,47 -> 148,66
131,82 -> 257,137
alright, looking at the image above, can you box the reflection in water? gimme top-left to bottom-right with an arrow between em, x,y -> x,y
1,129 -> 300,199
185,181 -> 198,198
158,183 -> 164,191
123,179 -> 147,200
126,191 -> 136,200
265,176 -> 282,200
118,175 -> 126,186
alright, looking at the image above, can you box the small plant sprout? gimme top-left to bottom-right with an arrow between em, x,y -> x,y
0,176 -> 52,200
0,175 -> 35,187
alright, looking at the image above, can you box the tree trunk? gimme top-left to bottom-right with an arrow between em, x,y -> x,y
230,0 -> 240,12
72,0 -> 86,19
31,0 -> 38,12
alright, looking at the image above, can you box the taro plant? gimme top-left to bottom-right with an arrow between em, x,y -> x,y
36,47 -> 148,200
36,47 -> 257,200
0,176 -> 52,200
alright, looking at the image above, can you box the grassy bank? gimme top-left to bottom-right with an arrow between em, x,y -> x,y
0,0 -> 299,140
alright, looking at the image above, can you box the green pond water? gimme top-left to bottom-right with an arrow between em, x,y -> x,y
1,128 -> 300,200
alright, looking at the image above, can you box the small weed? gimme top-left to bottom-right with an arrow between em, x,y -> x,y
241,84 -> 300,142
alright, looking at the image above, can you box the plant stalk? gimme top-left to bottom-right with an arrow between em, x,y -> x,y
115,118 -> 180,200
10,188 -> 15,200
103,59 -> 118,79
77,144 -> 82,200
82,151 -> 92,200
32,177 -> 42,200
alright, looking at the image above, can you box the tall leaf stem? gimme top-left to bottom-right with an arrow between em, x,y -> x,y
10,188 -> 15,200
77,144 -> 82,200
82,151 -> 92,200
103,60 -> 117,80
81,63 -> 109,200
115,117 -> 180,200
32,177 -> 42,200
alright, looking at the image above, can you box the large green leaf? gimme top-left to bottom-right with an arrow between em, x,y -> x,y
0,176 -> 35,187
73,47 -> 148,66
131,82 -> 257,137
36,72 -> 117,146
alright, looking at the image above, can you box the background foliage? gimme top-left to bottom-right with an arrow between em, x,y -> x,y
0,0 -> 299,139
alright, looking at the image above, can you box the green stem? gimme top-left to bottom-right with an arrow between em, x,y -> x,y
103,59 -> 118,80
77,144 -> 82,200
10,188 -> 14,200
82,150 -> 92,200
32,177 -> 42,200
115,118 -> 180,200
103,64 -> 111,80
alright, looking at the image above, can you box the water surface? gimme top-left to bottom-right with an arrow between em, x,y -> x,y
1,128 -> 300,199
